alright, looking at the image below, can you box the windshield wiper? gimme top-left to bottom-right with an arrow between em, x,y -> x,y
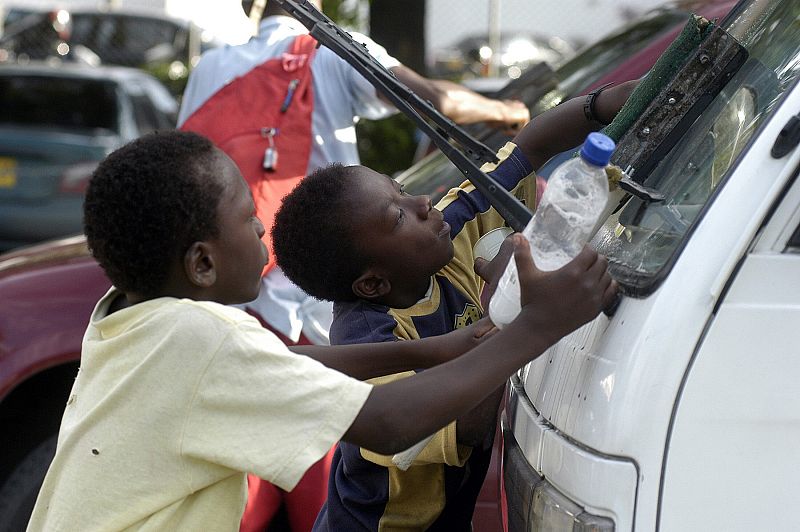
275,0 -> 534,231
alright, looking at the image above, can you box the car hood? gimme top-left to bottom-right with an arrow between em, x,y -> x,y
0,235 -> 93,277
0,125 -> 120,149
0,235 -> 109,398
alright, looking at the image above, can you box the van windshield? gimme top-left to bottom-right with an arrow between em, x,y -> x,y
592,0 -> 800,295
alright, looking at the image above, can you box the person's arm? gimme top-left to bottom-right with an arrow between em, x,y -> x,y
344,237 -> 617,455
455,385 -> 504,448
389,65 -> 530,133
289,316 -> 496,380
513,80 -> 638,169
452,234 -> 519,448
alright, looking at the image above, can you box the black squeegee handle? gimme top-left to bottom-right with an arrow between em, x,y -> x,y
275,0 -> 534,231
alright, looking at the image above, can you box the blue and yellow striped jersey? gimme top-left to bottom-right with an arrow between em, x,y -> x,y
316,143 -> 535,531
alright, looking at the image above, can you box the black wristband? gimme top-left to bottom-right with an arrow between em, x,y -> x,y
583,82 -> 614,125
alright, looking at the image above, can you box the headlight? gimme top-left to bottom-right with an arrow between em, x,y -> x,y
532,482 -> 613,531
503,427 -> 614,532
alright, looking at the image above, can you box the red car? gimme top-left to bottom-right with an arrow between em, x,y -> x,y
0,236 -> 108,530
0,1 -> 735,530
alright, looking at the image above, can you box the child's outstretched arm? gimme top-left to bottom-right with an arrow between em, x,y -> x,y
514,80 -> 638,169
289,317 -> 496,380
344,237 -> 617,455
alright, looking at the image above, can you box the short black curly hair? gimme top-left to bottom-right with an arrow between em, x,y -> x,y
272,164 -> 369,302
84,130 -> 224,296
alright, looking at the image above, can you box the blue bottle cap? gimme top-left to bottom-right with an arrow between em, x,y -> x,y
579,132 -> 616,166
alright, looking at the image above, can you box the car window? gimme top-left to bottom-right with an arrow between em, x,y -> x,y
136,76 -> 179,119
71,14 -> 179,66
592,1 -> 800,294
129,90 -> 165,134
0,75 -> 119,132
2,8 -> 36,27
120,17 -> 179,59
69,14 -> 97,47
0,11 -> 60,61
127,78 -> 176,132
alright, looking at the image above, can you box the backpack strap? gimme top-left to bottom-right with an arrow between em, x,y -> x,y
283,34 -> 318,72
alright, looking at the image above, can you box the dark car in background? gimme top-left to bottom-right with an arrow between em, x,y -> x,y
0,1 -> 737,531
0,7 -> 69,62
0,63 -> 177,251
0,8 -> 222,95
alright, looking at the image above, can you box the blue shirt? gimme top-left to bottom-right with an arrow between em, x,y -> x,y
316,143 -> 535,531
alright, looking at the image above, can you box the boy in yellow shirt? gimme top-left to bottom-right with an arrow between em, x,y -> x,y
28,130 -> 615,531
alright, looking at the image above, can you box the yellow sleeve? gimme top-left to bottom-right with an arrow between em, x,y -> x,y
359,372 -> 473,467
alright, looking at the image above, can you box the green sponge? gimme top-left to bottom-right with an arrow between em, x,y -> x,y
603,14 -> 714,142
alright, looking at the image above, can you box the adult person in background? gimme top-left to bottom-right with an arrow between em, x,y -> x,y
179,0 -> 528,348
178,1 -> 529,530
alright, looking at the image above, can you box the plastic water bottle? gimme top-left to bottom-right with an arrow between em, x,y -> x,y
489,132 -> 615,328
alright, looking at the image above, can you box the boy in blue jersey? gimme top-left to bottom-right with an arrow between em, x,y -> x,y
272,80 -> 637,530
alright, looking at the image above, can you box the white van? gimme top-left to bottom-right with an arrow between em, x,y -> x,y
500,1 -> 800,530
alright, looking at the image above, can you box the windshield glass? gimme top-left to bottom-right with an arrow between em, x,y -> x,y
592,0 -> 800,294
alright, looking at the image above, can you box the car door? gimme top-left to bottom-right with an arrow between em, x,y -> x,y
660,120 -> 800,530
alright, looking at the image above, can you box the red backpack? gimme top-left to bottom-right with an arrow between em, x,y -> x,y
181,35 -> 317,276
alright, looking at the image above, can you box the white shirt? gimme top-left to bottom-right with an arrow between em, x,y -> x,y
27,289 -> 372,532
178,16 -> 401,343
